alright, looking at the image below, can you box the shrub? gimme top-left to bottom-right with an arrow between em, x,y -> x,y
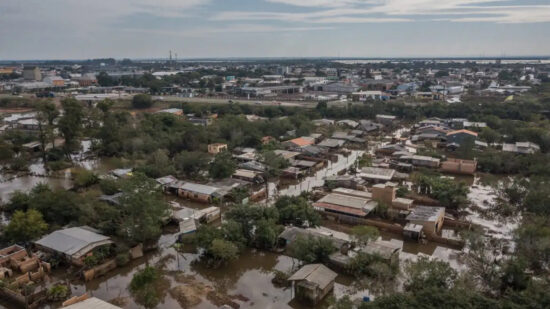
99,178 -> 120,195
132,94 -> 153,109
83,255 -> 99,268
116,252 -> 130,267
47,285 -> 69,301
73,169 -> 99,188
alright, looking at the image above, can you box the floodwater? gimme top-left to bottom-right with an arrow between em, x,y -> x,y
0,138 -> 506,308
59,243 -> 367,309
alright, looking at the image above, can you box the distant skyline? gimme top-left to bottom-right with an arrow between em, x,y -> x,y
1,0 -> 550,60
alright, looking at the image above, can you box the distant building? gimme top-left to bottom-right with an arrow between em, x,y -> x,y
208,143 -> 228,154
446,129 -> 478,146
441,158 -> 477,175
43,76 -> 65,87
502,142 -> 540,154
23,66 -> 42,81
376,114 -> 397,126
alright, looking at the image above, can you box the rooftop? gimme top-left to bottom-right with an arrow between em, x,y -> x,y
35,227 -> 112,258
406,206 -> 445,222
288,264 -> 337,289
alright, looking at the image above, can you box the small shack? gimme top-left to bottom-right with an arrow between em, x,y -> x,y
288,264 -> 337,305
34,227 -> 113,266
406,206 -> 445,236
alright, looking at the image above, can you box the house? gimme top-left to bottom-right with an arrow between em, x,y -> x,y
178,182 -> 221,203
371,183 -> 414,210
446,129 -> 478,146
359,120 -> 383,133
406,206 -> 445,236
208,143 -> 228,154
317,138 -> 345,150
274,149 -> 301,161
336,119 -> 359,128
376,114 -> 397,126
312,119 -> 335,126
502,142 -> 540,154
441,158 -> 477,175
0,245 -> 51,309
332,187 -> 372,199
403,223 -> 424,241
282,137 -> 315,149
359,241 -> 400,264
192,206 -> 221,224
399,155 -> 441,168
288,264 -> 337,305
313,193 -> 377,218
155,175 -> 178,192
358,167 -> 396,183
232,169 -> 264,184
34,227 -> 113,266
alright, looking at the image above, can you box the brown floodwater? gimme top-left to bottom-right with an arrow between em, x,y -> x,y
1,143 -> 505,309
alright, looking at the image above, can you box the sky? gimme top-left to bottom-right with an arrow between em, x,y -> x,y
1,0 -> 549,60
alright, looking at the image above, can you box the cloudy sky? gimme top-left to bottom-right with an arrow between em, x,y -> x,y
1,0 -> 549,60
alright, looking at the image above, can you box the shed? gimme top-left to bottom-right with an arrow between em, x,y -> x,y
35,227 -> 113,265
406,206 -> 445,236
288,264 -> 337,304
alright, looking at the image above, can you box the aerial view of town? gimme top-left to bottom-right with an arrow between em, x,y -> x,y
0,1 -> 549,309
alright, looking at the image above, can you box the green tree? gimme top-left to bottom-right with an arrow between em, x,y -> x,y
174,151 -> 208,178
5,209 -> 48,243
132,94 -> 153,109
274,196 -> 321,227
350,226 -> 379,247
288,235 -> 336,264
117,173 -> 170,244
208,239 -> 239,265
403,257 -> 457,293
208,150 -> 236,179
136,149 -> 176,178
129,267 -> 166,308
36,101 -> 59,163
58,98 -> 84,155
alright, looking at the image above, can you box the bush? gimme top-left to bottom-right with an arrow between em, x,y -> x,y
83,255 -> 99,268
116,252 -> 130,267
132,94 -> 153,109
46,160 -> 72,171
99,178 -> 120,195
47,284 -> 69,301
73,169 -> 99,188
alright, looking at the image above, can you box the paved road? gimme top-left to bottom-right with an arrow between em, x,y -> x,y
153,96 -> 318,108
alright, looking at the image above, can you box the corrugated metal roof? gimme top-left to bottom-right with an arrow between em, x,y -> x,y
406,206 -> 445,222
288,264 -> 337,289
35,227 -> 112,258
180,182 -> 220,195
64,297 -> 122,309
317,193 -> 370,209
